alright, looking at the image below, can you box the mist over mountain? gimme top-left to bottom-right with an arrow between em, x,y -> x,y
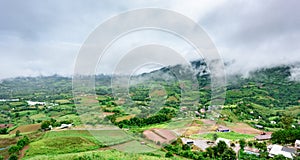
1,59 -> 299,106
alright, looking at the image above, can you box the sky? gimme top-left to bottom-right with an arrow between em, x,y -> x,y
0,0 -> 300,79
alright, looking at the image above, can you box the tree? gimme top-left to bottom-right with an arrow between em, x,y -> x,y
221,148 -> 236,160
8,154 -> 18,160
0,128 -> 8,134
247,141 -> 253,147
8,145 -> 20,155
206,147 -> 215,158
281,114 -> 293,129
15,130 -> 20,137
17,136 -> 29,148
182,144 -> 191,150
239,139 -> 246,150
41,120 -> 51,130
165,151 -> 174,158
216,141 -> 228,154
0,155 -> 4,160
213,133 -> 218,141
271,129 -> 300,144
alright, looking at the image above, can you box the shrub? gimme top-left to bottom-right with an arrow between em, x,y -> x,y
8,145 -> 20,155
165,151 -> 174,158
8,154 -> 18,160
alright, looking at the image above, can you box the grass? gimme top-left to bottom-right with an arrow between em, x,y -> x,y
221,110 -> 239,123
192,131 -> 255,141
23,150 -> 179,160
112,140 -> 157,153
30,113 -> 47,121
251,103 -> 275,116
44,130 -> 133,146
284,106 -> 300,117
25,136 -> 99,157
166,119 -> 193,129
90,129 -> 133,146
55,99 -> 71,104
43,130 -> 100,144
25,130 -> 103,158
129,119 -> 192,133
24,130 -> 162,158
56,114 -> 82,125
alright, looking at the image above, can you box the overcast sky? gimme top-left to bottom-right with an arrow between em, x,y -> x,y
0,0 -> 299,79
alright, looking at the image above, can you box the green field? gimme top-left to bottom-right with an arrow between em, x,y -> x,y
55,99 -> 71,104
112,140 -> 157,153
25,136 -> 99,157
192,131 -> 255,141
25,130 -> 103,157
23,150 -> 180,160
56,114 -> 82,125
130,118 -> 192,133
43,130 -> 100,144
89,129 -> 133,146
23,130 -> 165,159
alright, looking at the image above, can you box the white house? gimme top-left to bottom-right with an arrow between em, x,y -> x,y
58,124 -> 72,129
295,140 -> 300,150
26,101 -> 46,106
268,144 -> 296,159
181,138 -> 213,151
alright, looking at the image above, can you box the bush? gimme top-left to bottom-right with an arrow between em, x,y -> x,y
0,128 -> 8,134
41,120 -> 51,129
8,154 -> 18,160
15,130 -> 20,137
165,151 -> 174,158
17,136 -> 30,148
8,145 -> 20,155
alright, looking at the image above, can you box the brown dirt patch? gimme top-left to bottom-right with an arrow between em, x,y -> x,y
115,115 -> 135,123
0,124 -> 13,129
228,123 -> 261,134
10,124 -> 41,134
143,129 -> 177,144
103,112 -> 115,116
19,145 -> 29,160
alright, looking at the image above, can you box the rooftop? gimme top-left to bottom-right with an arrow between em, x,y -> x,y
269,144 -> 296,159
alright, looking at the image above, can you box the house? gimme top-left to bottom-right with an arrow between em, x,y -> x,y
295,140 -> 300,150
216,125 -> 230,132
143,129 -> 177,145
27,101 -> 46,106
254,124 -> 264,129
255,132 -> 272,141
244,147 -> 260,156
268,144 -> 296,159
270,121 -> 276,124
58,124 -> 72,129
181,138 -> 213,151
200,108 -> 206,113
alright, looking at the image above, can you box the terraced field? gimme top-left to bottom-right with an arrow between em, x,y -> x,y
23,150 -> 178,160
10,124 -> 41,134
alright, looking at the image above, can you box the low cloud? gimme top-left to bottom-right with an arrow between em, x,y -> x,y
0,0 -> 299,79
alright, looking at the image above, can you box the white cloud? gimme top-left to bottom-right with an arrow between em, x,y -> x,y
0,0 -> 299,79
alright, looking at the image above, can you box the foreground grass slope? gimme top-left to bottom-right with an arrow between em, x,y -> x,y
24,150 -> 181,160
